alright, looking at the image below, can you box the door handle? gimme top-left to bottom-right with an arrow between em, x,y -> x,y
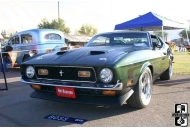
163,52 -> 167,55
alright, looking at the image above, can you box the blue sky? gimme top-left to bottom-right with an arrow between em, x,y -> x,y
0,0 -> 190,40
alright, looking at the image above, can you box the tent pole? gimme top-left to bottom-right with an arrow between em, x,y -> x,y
185,29 -> 189,43
162,26 -> 164,41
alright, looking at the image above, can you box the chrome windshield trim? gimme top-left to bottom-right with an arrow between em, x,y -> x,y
21,78 -> 123,90
34,66 -> 97,83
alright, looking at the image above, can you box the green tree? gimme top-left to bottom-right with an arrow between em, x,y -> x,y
38,18 -> 51,29
179,30 -> 190,40
153,31 -> 168,41
78,24 -> 98,36
38,18 -> 70,34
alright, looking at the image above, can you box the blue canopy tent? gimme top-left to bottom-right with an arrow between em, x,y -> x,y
114,12 -> 189,40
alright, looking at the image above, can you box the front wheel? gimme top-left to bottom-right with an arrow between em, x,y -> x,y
127,67 -> 153,108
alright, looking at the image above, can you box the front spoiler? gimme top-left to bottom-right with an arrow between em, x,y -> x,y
30,89 -> 134,106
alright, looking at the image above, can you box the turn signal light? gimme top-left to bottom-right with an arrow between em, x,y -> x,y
31,84 -> 41,90
38,69 -> 49,75
102,90 -> 116,96
78,71 -> 91,77
127,79 -> 133,86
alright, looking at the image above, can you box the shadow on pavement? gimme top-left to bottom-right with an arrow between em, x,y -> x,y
154,78 -> 190,87
2,98 -> 140,127
153,90 -> 190,95
0,82 -> 140,126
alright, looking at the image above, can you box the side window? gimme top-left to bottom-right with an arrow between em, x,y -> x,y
151,35 -> 162,47
91,36 -> 110,46
44,33 -> 61,40
21,34 -> 32,44
8,36 -> 20,45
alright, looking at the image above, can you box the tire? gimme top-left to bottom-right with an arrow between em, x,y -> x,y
127,67 -> 153,109
160,62 -> 172,80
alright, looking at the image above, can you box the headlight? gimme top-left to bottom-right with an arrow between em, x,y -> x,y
26,66 -> 35,78
100,68 -> 113,83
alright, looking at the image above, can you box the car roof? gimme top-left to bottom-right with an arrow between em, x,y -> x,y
12,29 -> 63,36
97,30 -> 150,35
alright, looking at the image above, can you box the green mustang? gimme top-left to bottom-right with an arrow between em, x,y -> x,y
20,31 -> 173,108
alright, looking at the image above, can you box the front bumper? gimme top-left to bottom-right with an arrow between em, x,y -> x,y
21,78 -> 123,90
21,78 -> 134,106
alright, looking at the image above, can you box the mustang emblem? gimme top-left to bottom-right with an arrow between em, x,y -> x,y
59,70 -> 64,76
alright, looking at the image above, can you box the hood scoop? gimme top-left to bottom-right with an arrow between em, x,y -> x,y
56,51 -> 68,55
90,51 -> 106,55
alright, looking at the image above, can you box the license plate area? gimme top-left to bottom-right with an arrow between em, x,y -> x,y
56,87 -> 76,99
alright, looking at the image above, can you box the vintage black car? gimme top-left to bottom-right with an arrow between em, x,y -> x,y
21,31 -> 173,108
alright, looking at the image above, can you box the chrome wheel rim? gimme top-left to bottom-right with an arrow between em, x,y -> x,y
140,72 -> 152,105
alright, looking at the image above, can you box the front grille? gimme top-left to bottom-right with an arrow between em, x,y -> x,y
35,66 -> 96,82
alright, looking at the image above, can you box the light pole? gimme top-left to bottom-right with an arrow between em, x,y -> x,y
187,20 -> 190,42
187,20 -> 190,31
58,1 -> 60,20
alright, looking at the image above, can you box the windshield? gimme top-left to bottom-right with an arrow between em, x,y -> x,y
86,32 -> 150,47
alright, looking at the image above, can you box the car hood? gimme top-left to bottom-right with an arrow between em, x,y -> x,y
24,46 -> 150,66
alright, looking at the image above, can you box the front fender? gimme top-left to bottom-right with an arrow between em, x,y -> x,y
115,61 -> 153,89
140,61 -> 153,74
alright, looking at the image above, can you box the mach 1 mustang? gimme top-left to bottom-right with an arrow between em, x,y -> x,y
21,31 -> 173,108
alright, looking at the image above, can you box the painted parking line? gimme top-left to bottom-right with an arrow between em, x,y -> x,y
0,77 -> 20,83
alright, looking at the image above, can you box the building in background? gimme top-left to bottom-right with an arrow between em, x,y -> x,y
64,34 -> 92,48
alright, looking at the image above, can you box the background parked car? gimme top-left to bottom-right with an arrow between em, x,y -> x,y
3,29 -> 67,67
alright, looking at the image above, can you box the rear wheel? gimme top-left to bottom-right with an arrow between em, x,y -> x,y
127,67 -> 152,108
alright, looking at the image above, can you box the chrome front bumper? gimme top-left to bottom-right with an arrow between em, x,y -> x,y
21,78 -> 123,90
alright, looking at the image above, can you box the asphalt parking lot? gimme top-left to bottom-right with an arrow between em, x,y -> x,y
0,68 -> 190,127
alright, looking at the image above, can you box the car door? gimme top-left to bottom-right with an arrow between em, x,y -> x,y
8,35 -> 21,65
152,35 -> 169,73
150,35 -> 164,77
19,33 -> 34,61
157,37 -> 170,72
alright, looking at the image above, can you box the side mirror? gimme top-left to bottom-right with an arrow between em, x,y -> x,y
152,42 -> 162,49
152,42 -> 157,49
